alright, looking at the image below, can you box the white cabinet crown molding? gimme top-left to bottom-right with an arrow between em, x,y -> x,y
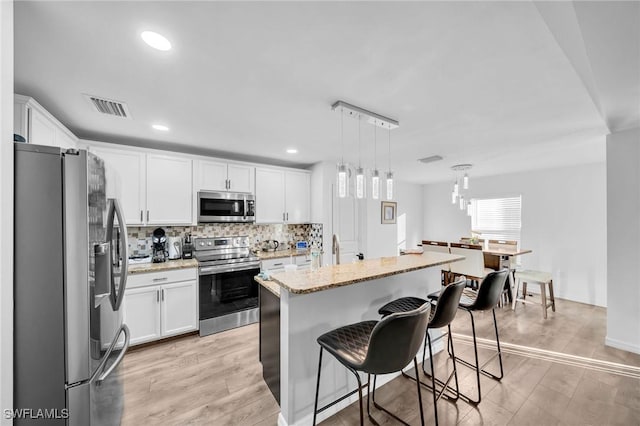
14,94 -> 78,144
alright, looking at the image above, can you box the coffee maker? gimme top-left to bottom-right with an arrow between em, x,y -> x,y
182,233 -> 194,259
152,228 -> 168,263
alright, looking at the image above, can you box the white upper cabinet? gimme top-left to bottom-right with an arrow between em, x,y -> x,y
89,146 -> 146,226
227,164 -> 254,193
146,154 -> 192,225
14,95 -> 78,149
255,167 -> 310,224
285,170 -> 311,224
255,168 -> 286,223
195,159 -> 254,194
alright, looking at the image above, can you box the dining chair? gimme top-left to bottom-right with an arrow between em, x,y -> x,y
449,242 -> 494,288
421,240 -> 451,284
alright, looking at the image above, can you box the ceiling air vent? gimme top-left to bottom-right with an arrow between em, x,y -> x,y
84,94 -> 131,119
418,155 -> 443,164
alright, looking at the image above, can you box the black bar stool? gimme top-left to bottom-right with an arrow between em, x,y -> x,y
378,277 -> 467,426
428,269 -> 509,404
312,302 -> 431,426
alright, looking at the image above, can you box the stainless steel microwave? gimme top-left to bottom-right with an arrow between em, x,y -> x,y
198,191 -> 255,223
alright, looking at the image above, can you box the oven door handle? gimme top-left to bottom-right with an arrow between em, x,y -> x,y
199,261 -> 261,275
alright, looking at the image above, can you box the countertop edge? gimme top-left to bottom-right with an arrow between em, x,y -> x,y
128,259 -> 199,274
270,254 -> 463,295
255,276 -> 281,297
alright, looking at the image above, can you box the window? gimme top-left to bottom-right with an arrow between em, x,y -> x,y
470,196 -> 522,245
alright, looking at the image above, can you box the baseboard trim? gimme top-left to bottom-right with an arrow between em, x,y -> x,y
605,336 -> 640,355
453,333 -> 640,378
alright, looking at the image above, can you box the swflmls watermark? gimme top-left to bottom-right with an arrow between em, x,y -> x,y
4,408 -> 69,420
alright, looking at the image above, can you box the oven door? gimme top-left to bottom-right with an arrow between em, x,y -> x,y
198,261 -> 261,336
198,191 -> 255,223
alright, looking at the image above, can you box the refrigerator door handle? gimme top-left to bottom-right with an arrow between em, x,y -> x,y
89,324 -> 130,385
96,324 -> 130,385
106,198 -> 129,310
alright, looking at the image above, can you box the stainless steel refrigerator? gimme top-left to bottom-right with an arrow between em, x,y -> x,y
14,143 -> 130,425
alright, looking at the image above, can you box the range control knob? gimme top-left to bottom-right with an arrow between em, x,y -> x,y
207,241 -> 212,246
199,241 -> 205,246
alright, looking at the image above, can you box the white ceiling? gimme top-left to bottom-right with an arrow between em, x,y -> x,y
13,1 -> 640,184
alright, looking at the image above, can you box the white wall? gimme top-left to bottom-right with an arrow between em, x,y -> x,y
310,162 -> 424,263
0,0 -> 13,419
606,127 -> 640,354
364,181 -> 424,259
423,161 -> 607,307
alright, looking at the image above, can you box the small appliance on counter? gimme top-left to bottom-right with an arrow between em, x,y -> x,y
296,241 -> 308,251
152,228 -> 168,263
182,233 -> 194,259
168,236 -> 182,260
261,239 -> 279,252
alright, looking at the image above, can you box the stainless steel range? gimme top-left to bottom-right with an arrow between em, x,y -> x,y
195,236 -> 261,336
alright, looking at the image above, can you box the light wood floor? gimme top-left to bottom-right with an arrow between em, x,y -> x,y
121,298 -> 640,425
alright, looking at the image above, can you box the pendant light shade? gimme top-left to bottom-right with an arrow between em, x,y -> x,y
453,180 -> 459,196
386,171 -> 394,200
463,173 -> 469,190
371,169 -> 380,199
337,163 -> 348,198
451,190 -> 457,204
467,200 -> 473,216
356,167 -> 366,199
450,164 -> 472,214
459,195 -> 465,210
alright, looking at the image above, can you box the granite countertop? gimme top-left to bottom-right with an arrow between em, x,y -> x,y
255,249 -> 312,260
266,252 -> 464,294
255,276 -> 281,297
128,258 -> 198,274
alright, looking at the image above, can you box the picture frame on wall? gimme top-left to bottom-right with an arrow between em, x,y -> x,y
381,201 -> 397,224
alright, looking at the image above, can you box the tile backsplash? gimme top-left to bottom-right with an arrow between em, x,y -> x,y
128,223 -> 323,257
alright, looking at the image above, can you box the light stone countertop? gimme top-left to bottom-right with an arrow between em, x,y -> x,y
128,258 -> 198,274
255,276 -> 281,297
267,252 -> 464,294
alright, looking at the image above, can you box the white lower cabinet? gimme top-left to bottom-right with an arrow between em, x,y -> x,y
161,281 -> 198,337
124,268 -> 198,346
125,286 -> 162,345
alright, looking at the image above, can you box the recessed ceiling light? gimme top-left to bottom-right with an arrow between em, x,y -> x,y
141,31 -> 172,51
286,148 -> 298,154
152,124 -> 169,131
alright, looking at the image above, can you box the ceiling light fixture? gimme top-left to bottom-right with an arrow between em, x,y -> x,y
355,114 -> 366,199
450,164 -> 472,212
331,100 -> 399,200
386,127 -> 394,200
336,106 -> 348,198
286,148 -> 298,154
152,124 -> 169,131
371,121 -> 380,200
141,31 -> 172,51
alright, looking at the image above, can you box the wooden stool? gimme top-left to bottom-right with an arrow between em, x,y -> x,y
512,270 -> 555,319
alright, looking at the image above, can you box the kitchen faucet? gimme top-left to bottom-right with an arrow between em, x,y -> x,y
332,234 -> 340,265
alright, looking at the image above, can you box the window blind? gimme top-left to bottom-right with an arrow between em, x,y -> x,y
471,196 -> 522,245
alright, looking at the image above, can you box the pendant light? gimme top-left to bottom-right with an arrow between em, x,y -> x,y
371,120 -> 380,199
467,200 -> 473,216
385,126 -> 394,200
331,101 -> 399,200
336,107 -> 348,198
450,164 -> 472,212
355,114 -> 366,199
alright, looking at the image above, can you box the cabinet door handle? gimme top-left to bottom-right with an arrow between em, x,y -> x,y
162,289 -> 165,301
156,289 -> 160,302
273,262 -> 284,266
286,212 -> 289,221
153,277 -> 168,282
140,210 -> 143,222
146,210 -> 150,222
282,212 -> 285,221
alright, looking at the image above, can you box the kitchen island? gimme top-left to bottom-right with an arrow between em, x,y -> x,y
256,252 -> 464,426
